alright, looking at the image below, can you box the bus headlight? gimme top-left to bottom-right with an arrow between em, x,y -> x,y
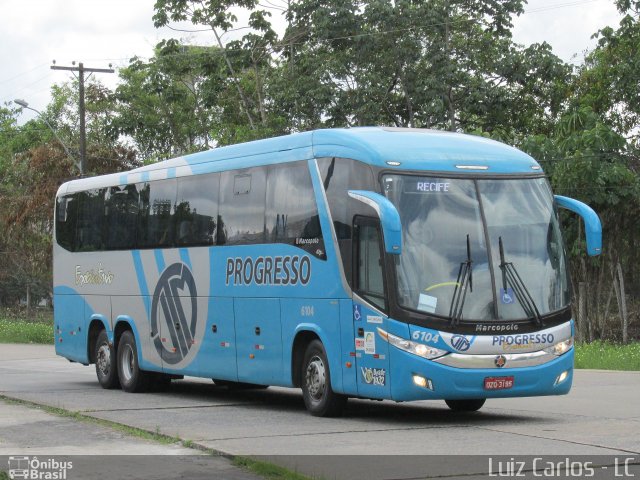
377,328 -> 448,360
544,337 -> 573,356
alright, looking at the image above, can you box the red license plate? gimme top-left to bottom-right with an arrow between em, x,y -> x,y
484,376 -> 514,390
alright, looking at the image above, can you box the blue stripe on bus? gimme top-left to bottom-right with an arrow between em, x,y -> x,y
179,248 -> 192,269
154,249 -> 166,273
132,250 -> 151,318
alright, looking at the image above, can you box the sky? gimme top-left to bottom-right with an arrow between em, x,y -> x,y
0,0 -> 624,124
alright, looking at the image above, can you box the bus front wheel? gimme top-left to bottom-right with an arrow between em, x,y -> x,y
117,330 -> 151,393
445,398 -> 486,412
301,340 -> 347,417
95,330 -> 119,389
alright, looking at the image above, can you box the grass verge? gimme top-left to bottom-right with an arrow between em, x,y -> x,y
233,456 -> 312,480
0,318 -> 53,344
575,341 -> 640,371
0,471 -> 8,480
0,394 -> 313,480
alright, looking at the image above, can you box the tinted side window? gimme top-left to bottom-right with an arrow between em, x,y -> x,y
137,179 -> 177,249
105,184 -> 141,250
76,188 -> 106,251
175,173 -> 219,247
317,158 -> 376,283
266,162 -> 324,258
56,195 -> 78,251
355,222 -> 386,310
219,168 -> 267,245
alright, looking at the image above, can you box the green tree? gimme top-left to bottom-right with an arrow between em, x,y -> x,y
573,0 -> 640,143
522,105 -> 639,342
0,82 -> 136,309
112,40 -> 224,160
152,0 -> 285,144
281,0 -> 571,140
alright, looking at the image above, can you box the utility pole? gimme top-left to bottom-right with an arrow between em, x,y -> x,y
51,62 -> 114,175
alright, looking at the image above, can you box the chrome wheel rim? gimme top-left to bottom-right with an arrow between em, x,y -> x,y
96,344 -> 111,376
121,344 -> 135,382
305,355 -> 326,401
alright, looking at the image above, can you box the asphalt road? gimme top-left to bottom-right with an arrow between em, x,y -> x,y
1,344 -> 639,479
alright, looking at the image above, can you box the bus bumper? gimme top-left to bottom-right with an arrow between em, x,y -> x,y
389,347 -> 574,401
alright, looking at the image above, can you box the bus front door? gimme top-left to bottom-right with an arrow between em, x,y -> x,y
353,301 -> 390,399
352,219 -> 391,399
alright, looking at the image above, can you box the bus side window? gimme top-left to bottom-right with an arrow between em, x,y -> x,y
219,168 -> 267,245
75,189 -> 106,252
317,158 -> 377,284
137,179 -> 177,249
266,162 -> 324,258
105,184 -> 140,250
56,195 -> 77,251
354,218 -> 387,310
175,173 -> 219,247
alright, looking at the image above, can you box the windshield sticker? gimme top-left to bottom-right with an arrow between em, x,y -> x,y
417,294 -> 437,313
361,367 -> 386,386
364,331 -> 376,354
367,315 -> 383,324
500,287 -> 515,304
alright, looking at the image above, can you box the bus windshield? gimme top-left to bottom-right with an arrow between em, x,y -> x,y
382,175 -> 570,322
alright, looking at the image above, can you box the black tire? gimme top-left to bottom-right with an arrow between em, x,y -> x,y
94,330 -> 120,389
212,379 -> 269,390
117,330 -> 151,393
301,339 -> 347,417
445,398 -> 486,412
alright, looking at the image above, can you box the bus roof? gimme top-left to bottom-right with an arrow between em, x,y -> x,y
58,127 -> 541,195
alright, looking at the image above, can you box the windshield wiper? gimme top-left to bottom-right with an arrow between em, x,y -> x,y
498,237 -> 543,327
449,234 -> 473,327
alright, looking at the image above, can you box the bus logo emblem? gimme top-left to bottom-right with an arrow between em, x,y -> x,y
151,262 -> 198,365
451,334 -> 471,352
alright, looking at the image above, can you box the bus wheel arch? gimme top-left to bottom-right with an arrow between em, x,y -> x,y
113,320 -> 132,353
292,330 -> 321,388
87,319 -> 107,364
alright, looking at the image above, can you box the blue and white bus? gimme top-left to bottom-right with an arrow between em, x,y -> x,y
53,127 -> 602,416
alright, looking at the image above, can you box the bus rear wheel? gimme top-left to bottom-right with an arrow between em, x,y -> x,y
95,330 -> 119,389
301,340 -> 347,417
445,398 -> 486,412
117,330 -> 151,393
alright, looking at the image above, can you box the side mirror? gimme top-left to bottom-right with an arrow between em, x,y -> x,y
554,195 -> 602,256
348,190 -> 402,255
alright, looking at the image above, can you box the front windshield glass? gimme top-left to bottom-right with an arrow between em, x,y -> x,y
479,178 -> 570,320
383,175 -> 570,322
